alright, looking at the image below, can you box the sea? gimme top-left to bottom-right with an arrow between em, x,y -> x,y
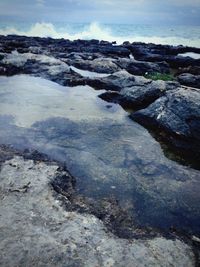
0,21 -> 200,47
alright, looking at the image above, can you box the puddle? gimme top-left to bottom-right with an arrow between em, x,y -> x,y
178,52 -> 200,59
0,75 -> 200,236
70,66 -> 110,78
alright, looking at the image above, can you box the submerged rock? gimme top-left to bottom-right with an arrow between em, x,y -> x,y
0,153 -> 196,267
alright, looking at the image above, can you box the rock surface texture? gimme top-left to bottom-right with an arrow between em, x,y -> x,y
178,73 -> 200,89
0,35 -> 200,266
0,152 -> 196,267
131,86 -> 200,158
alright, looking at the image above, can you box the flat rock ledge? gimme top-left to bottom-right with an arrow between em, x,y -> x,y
0,152 -> 196,267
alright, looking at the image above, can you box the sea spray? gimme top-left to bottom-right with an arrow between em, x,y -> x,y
0,22 -> 200,47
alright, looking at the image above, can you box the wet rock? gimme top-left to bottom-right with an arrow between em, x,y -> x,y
87,70 -> 150,91
0,66 -> 6,75
63,52 -> 101,61
131,86 -> 200,157
178,73 -> 200,89
90,69 -> 179,109
1,72 -> 200,237
124,42 -> 200,58
116,58 -> 170,76
67,57 -> 121,74
99,79 -> 179,109
0,51 -> 86,86
0,155 -> 196,267
65,57 -> 170,76
0,35 -> 130,61
176,65 -> 200,76
124,42 -> 200,68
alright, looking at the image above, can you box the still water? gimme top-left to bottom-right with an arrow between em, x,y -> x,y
0,75 -> 200,235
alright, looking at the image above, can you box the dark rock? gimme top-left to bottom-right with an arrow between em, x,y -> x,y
87,70 -> 148,91
67,57 -> 121,74
178,73 -> 200,89
116,58 -> 170,75
176,66 -> 200,76
0,35 -> 130,58
0,51 -> 87,86
124,42 -> 200,68
99,80 -> 179,109
131,87 -> 200,157
124,42 -> 200,57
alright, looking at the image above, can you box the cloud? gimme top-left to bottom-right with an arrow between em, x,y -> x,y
0,0 -> 200,25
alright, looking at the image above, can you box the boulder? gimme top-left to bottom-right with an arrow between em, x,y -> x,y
67,57 -> 121,74
178,73 -> 200,89
116,58 -> 170,75
0,51 -> 86,86
87,70 -> 151,91
176,65 -> 200,76
99,80 -> 179,109
131,87 -> 200,156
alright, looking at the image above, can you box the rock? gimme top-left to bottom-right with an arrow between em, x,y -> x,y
116,58 -> 170,76
124,42 -> 200,58
90,69 -> 179,109
64,56 -> 170,76
0,51 -> 86,86
178,73 -> 200,89
63,52 -> 100,61
99,79 -> 179,109
87,70 -> 150,91
0,35 -> 130,59
176,65 -> 200,76
67,57 -> 121,74
131,87 -> 200,157
124,42 -> 200,68
1,75 -> 200,244
0,154 -> 195,267
0,36 -> 200,262
0,66 -> 6,75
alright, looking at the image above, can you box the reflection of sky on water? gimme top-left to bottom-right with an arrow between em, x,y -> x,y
0,74 -> 200,235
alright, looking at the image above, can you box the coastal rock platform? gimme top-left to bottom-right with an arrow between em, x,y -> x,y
0,35 -> 200,266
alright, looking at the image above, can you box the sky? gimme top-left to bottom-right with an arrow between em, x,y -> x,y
0,0 -> 200,25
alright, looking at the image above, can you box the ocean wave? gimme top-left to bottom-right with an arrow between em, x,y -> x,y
0,22 -> 200,47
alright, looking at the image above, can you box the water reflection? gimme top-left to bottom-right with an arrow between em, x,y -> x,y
0,75 -> 200,235
70,66 -> 110,78
178,52 -> 200,59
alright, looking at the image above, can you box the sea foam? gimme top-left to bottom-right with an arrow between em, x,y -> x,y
0,22 -> 200,47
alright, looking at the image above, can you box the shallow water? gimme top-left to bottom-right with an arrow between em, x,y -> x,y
70,66 -> 110,78
0,75 -> 200,235
178,52 -> 200,59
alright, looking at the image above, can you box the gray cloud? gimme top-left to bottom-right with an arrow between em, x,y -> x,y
0,0 -> 200,25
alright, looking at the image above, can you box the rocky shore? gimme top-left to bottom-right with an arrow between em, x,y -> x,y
0,35 -> 200,266
0,35 -> 200,160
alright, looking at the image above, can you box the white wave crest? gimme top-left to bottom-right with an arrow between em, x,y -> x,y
0,22 -> 200,47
